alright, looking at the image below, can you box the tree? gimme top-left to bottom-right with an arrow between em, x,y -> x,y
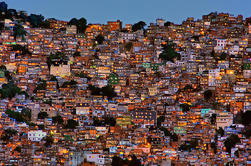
180,103 -> 190,112
28,14 -> 44,27
220,52 -> 227,60
111,155 -> 141,166
159,41 -> 180,62
14,146 -> 21,153
52,114 -> 64,124
33,79 -> 46,93
104,116 -> 116,126
13,24 -> 27,39
77,17 -> 87,33
0,81 -> 22,99
164,21 -> 172,27
5,109 -> 24,122
217,127 -> 224,137
125,42 -> 133,52
68,18 -> 78,25
73,51 -> 81,57
43,135 -> 54,147
224,134 -> 240,153
179,138 -> 199,152
0,2 -> 8,13
1,128 -> 17,142
12,44 -> 31,55
0,65 -> 6,71
132,21 -> 146,32
61,80 -> 77,88
204,90 -> 213,100
95,34 -> 105,45
21,108 -> 31,121
210,113 -> 217,125
241,111 -> 251,126
65,119 -> 79,129
38,112 -> 48,119
88,85 -> 117,100
157,116 -> 165,127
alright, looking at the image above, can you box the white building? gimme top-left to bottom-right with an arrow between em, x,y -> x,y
208,69 -> 220,87
85,154 -> 106,165
28,130 -> 47,142
216,112 -> 233,129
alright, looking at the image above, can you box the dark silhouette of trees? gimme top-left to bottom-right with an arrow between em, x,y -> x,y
125,42 -> 133,52
132,21 -> 146,32
13,24 -> 26,39
204,90 -> 213,100
159,41 -> 180,62
68,17 -> 87,33
65,119 -> 79,129
111,155 -> 141,166
93,116 -> 116,126
1,128 -> 17,142
95,34 -> 105,45
0,81 -> 22,99
88,85 -> 117,100
52,114 -> 64,125
180,103 -> 190,112
224,134 -> 240,153
38,112 -> 48,119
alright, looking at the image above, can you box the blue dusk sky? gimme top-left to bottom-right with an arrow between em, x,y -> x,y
3,0 -> 251,25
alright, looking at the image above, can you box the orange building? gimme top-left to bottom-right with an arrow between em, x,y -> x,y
107,20 -> 122,31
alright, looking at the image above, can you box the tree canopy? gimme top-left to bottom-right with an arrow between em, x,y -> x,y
204,89 -> 213,100
68,17 -> 87,33
13,24 -> 26,39
38,111 -> 48,119
132,21 -> 146,32
88,85 -> 117,100
224,134 -> 240,153
95,34 -> 105,45
159,41 -> 180,62
52,114 -> 64,125
65,119 -> 79,129
0,81 -> 22,99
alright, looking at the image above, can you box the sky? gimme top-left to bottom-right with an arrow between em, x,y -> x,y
3,0 -> 251,25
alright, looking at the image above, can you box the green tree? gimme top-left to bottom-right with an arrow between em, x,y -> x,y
21,108 -> 31,121
28,14 -> 44,27
95,34 -> 105,45
77,17 -> 87,33
33,79 -> 46,93
1,128 -> 17,142
204,90 -> 213,100
224,134 -> 240,153
65,119 -> 79,129
159,41 -> 180,62
164,21 -> 172,27
52,114 -> 64,124
132,21 -> 146,32
180,103 -> 190,112
125,42 -> 133,52
13,24 -> 27,39
43,135 -> 54,147
217,127 -> 225,137
0,81 -> 22,99
14,146 -> 21,153
157,116 -> 165,127
73,51 -> 81,57
220,52 -> 227,60
210,113 -> 217,125
46,52 -> 67,69
38,112 -> 48,119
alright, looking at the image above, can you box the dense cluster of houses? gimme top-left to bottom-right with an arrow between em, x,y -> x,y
0,7 -> 250,166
